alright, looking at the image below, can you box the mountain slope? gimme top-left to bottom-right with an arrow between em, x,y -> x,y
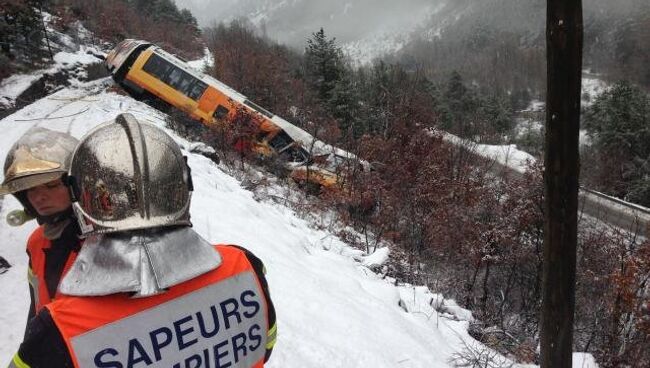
0,76 -> 476,367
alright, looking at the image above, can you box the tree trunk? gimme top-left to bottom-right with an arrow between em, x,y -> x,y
38,1 -> 53,61
480,259 -> 491,313
540,1 -> 583,367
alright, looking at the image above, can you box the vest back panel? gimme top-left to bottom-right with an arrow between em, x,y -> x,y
47,245 -> 268,368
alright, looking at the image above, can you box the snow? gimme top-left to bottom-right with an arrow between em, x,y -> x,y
360,246 -> 390,268
52,47 -> 102,66
0,74 -> 42,109
514,118 -> 543,139
572,353 -> 600,368
341,4 -> 443,66
0,77 -> 477,367
342,31 -> 409,67
524,99 -> 545,112
517,73 -> 607,114
581,75 -> 608,107
187,47 -> 215,73
0,49 -> 603,368
442,133 -> 536,174
436,299 -> 474,323
187,141 -> 217,155
0,46 -> 104,110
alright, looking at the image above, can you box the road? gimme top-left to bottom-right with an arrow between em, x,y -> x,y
579,188 -> 650,238
485,152 -> 650,239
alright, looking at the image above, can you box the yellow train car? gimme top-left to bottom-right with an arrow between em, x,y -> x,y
105,39 -> 369,189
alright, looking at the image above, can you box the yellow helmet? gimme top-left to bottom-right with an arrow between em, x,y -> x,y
0,127 -> 78,196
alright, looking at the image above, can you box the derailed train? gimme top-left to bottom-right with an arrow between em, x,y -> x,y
104,39 -> 369,189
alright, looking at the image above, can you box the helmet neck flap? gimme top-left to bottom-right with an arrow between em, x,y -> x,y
59,226 -> 221,297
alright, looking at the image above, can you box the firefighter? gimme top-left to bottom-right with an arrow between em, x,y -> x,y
0,127 -> 81,327
10,114 -> 276,368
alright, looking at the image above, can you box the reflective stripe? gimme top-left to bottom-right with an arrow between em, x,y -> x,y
70,272 -> 267,368
10,353 -> 30,368
266,323 -> 277,349
26,267 -> 39,312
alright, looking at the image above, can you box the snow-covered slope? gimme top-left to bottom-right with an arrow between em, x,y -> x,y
0,77 -> 476,367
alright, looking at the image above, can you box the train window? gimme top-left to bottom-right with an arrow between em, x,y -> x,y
166,69 -> 205,101
142,54 -> 173,81
143,54 -> 207,101
213,105 -> 229,119
243,100 -> 274,118
187,80 -> 207,100
167,69 -> 186,90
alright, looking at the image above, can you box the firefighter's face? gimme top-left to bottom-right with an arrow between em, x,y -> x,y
26,178 -> 71,216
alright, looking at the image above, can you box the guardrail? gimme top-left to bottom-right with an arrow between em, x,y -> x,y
580,186 -> 650,215
579,187 -> 650,238
442,133 -> 650,238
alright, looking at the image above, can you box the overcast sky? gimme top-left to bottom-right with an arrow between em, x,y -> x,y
174,0 -> 649,52
174,0 -> 442,47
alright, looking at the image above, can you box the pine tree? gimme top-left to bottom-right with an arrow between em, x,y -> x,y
0,0 -> 46,65
583,81 -> 650,205
304,28 -> 344,103
328,66 -> 361,137
365,61 -> 393,137
480,94 -> 515,139
442,71 -> 479,137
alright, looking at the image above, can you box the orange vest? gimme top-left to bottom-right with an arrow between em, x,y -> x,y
47,245 -> 269,368
26,226 -> 79,312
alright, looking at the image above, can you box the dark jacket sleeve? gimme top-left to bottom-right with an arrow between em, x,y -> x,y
13,308 -> 73,368
24,286 -> 36,338
229,245 -> 277,363
24,250 -> 35,339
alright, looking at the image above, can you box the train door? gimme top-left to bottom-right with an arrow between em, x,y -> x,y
198,87 -> 224,120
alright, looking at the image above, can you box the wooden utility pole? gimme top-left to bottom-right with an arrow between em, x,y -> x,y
541,1 -> 583,367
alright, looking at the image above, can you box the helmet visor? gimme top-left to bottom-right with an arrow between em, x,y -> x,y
0,171 -> 64,196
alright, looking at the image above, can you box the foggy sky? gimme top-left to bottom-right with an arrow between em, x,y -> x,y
174,0 -> 649,50
174,0 -> 443,48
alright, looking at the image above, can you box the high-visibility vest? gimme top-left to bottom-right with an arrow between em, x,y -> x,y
47,245 -> 269,368
26,226 -> 78,312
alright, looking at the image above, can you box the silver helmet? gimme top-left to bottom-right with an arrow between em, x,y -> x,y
69,113 -> 192,236
0,127 -> 78,196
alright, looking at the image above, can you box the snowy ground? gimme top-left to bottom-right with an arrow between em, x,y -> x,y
187,47 -> 215,73
0,55 -> 600,367
442,133 -> 536,174
0,78 -> 477,367
0,10 -> 104,112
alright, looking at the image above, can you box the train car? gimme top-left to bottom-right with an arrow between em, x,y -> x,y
105,39 -> 368,189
